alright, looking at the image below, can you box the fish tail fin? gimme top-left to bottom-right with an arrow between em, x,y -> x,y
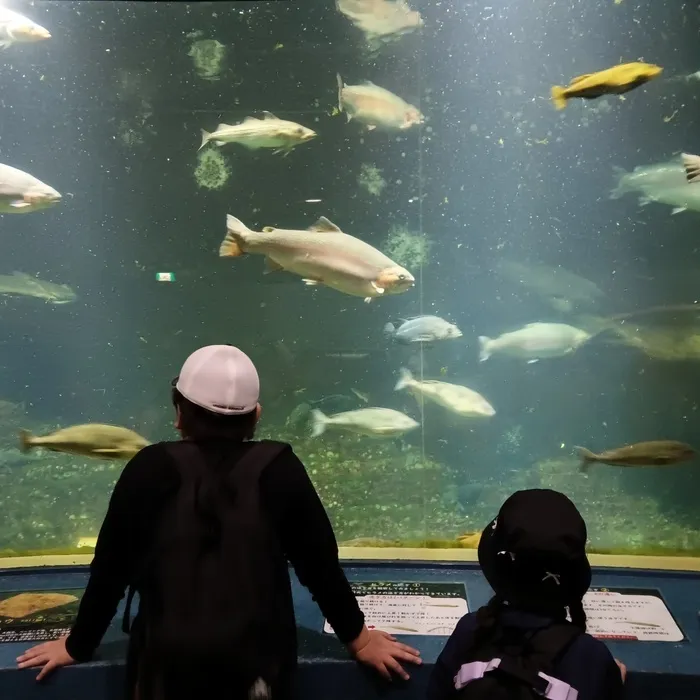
682,152 -> 700,184
550,85 -> 567,110
394,368 -> 413,391
198,130 -> 211,152
610,166 -> 628,199
219,215 -> 251,257
383,322 -> 395,337
478,336 -> 492,363
336,73 -> 344,112
310,409 -> 327,437
575,446 -> 597,473
19,429 -> 33,453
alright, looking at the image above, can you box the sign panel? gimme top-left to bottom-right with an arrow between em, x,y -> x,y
583,588 -> 684,642
0,589 -> 83,644
324,581 -> 468,636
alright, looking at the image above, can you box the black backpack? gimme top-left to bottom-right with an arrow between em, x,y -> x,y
455,622 -> 582,700
122,440 -> 291,698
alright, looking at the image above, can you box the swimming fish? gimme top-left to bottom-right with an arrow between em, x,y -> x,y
20,425 -> 150,459
638,185 -> 700,215
682,153 -> 700,184
0,8 -> 50,49
551,62 -> 662,110
0,272 -> 76,304
395,368 -> 495,418
575,441 -> 695,473
336,0 -> 423,50
220,214 -> 415,302
384,316 -> 462,344
0,164 -> 61,213
199,112 -> 316,155
311,407 -> 419,437
337,74 -> 423,131
610,158 -> 687,199
478,323 -> 591,363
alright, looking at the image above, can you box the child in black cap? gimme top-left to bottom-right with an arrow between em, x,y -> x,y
427,489 -> 626,700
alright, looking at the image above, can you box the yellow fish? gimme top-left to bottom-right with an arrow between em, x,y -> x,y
551,62 -> 662,110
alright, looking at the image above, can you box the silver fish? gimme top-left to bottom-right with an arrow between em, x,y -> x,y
336,0 -> 423,50
395,369 -> 495,418
384,316 -> 462,344
0,164 -> 61,213
478,323 -> 591,363
0,272 -> 76,304
0,8 -> 50,49
199,112 -> 316,155
311,407 -> 419,437
219,214 -> 414,302
337,74 -> 423,131
610,158 -> 687,199
638,185 -> 700,215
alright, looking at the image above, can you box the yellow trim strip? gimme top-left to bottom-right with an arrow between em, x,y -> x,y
0,550 -> 698,572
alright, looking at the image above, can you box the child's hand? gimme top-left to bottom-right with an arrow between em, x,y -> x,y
349,627 -> 422,680
614,658 -> 627,682
17,636 -> 76,681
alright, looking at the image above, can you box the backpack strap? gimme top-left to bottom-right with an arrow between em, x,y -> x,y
121,439 -> 287,633
455,623 -> 582,699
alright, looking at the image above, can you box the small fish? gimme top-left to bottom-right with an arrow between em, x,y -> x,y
337,74 -> 423,131
384,315 -> 462,344
395,368 -> 495,418
0,8 -> 50,49
575,441 -> 695,473
682,153 -> 700,184
336,0 -> 423,50
20,424 -> 150,460
478,323 -> 591,363
199,112 -> 316,155
0,272 -> 76,304
551,62 -> 662,110
220,214 -> 414,302
310,407 -> 419,438
0,164 -> 61,213
610,159 -> 687,199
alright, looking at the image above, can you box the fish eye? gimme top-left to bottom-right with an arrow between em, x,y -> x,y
398,274 -> 406,281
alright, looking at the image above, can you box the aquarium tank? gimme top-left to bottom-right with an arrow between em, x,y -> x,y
0,0 -> 699,560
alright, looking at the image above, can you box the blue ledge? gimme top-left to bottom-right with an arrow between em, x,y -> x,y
0,562 -> 698,700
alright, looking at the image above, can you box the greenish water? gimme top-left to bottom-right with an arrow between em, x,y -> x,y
1,1 -> 699,558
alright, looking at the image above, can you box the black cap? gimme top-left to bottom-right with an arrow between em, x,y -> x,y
478,489 -> 592,609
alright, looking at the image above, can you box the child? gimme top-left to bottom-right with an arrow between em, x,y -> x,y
17,345 -> 421,699
427,489 -> 625,700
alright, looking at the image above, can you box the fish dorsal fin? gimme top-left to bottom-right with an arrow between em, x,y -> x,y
217,123 -> 235,130
569,73 -> 592,84
308,216 -> 342,233
261,111 -> 278,120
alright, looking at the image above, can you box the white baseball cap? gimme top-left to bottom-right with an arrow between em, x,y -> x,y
175,345 -> 260,415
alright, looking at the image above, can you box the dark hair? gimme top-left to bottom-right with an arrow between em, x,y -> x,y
171,387 -> 258,441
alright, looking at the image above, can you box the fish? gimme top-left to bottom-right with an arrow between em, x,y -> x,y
0,164 -> 61,213
384,316 -> 463,344
682,153 -> 700,184
494,260 -> 604,312
610,158 -> 687,199
638,185 -> 700,215
19,424 -> 150,459
0,8 -> 50,49
0,272 -> 76,304
199,112 -> 316,155
551,62 -> 663,110
310,407 -> 419,437
395,368 -> 496,418
575,441 -> 695,473
478,323 -> 591,363
219,214 -> 415,302
337,74 -> 423,131
336,0 -> 423,50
